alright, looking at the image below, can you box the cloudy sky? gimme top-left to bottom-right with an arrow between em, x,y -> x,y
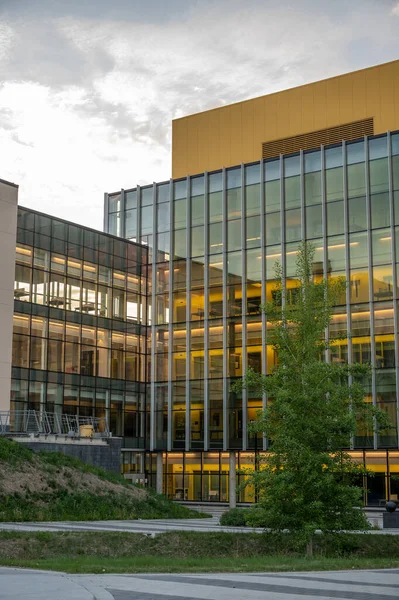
1,0 -> 399,230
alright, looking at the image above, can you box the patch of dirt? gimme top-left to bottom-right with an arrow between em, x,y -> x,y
0,457 -> 146,500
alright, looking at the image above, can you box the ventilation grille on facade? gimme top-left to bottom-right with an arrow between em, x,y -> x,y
262,118 -> 374,160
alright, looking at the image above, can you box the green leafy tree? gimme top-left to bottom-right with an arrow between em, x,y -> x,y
241,242 -> 389,540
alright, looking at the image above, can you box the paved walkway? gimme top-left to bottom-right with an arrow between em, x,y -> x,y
0,517 -> 398,535
1,567 -> 399,599
0,517 -> 266,535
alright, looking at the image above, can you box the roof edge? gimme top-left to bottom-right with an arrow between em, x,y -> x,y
0,177 -> 19,189
172,58 -> 399,123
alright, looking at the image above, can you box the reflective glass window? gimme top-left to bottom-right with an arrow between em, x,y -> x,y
191,226 -> 204,257
141,205 -> 153,235
371,193 -> 390,229
327,236 -> 346,271
157,203 -> 170,232
265,245 -> 281,279
348,196 -> 367,232
347,163 -> 366,198
327,200 -> 344,237
209,172 -> 222,193
191,195 -> 204,226
265,180 -> 280,213
246,216 -> 261,248
174,180 -> 186,200
285,208 -> 301,242
350,268 -> 369,304
174,229 -> 186,259
304,150 -> 321,173
369,136 -> 388,160
351,304 -> 370,337
227,189 -> 241,219
350,231 -> 368,267
227,168 -> 241,189
125,209 -> 137,238
109,193 -> 120,213
30,337 -> 47,370
209,191 -> 223,223
392,133 -> 399,156
264,159 -> 280,181
325,145 -> 342,169
141,186 -> 153,206
228,220 -> 241,252
157,183 -> 170,203
174,198 -> 186,229
246,184 -> 260,216
157,232 -> 170,258
373,265 -> 393,302
284,155 -> 300,177
265,211 -> 281,245
305,171 -> 321,205
227,252 -> 242,280
246,249 -> 262,281
32,269 -> 47,305
372,229 -> 392,265
370,158 -> 389,194
347,140 -> 364,164
209,222 -> 223,254
48,339 -> 64,372
191,176 -> 204,197
284,175 -> 301,209
125,190 -> 137,209
108,213 -> 120,237
245,164 -> 260,185
326,167 -> 344,202
209,256 -> 223,287
306,204 -> 322,239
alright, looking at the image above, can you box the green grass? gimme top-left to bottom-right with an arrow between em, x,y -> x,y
0,438 -> 208,522
0,530 -> 399,574
0,489 -> 206,522
2,555 -> 398,574
0,437 -> 33,465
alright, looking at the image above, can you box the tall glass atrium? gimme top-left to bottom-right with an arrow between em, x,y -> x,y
105,132 -> 399,504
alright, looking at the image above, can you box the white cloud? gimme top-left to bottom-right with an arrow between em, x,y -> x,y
392,2 -> 399,15
1,0 -> 399,230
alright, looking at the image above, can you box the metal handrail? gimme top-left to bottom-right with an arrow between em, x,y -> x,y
0,409 -> 110,438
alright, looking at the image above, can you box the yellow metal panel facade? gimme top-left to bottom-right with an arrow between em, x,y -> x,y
172,60 -> 399,178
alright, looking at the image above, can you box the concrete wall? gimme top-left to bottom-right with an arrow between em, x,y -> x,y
17,436 -> 123,475
172,59 -> 399,177
0,179 -> 18,411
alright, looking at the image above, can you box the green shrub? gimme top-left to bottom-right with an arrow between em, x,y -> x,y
245,506 -> 272,528
220,508 -> 248,527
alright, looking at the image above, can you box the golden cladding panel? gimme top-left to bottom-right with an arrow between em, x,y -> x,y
172,60 -> 399,178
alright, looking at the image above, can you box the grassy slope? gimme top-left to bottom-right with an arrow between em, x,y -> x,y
0,438 -> 204,522
0,531 -> 398,573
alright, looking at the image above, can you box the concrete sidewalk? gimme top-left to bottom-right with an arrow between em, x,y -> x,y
0,568 -> 98,600
0,517 -> 398,535
1,567 -> 399,599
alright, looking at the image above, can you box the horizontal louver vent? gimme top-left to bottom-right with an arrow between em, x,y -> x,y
262,118 -> 374,159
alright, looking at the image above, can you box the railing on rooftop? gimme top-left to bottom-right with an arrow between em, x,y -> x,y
0,410 -> 110,438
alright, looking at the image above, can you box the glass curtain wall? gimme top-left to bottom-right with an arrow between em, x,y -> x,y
109,131 -> 399,457
12,208 -> 148,447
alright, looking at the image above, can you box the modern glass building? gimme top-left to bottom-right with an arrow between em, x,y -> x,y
5,59 -> 399,505
105,129 -> 399,505
12,207 -> 149,454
